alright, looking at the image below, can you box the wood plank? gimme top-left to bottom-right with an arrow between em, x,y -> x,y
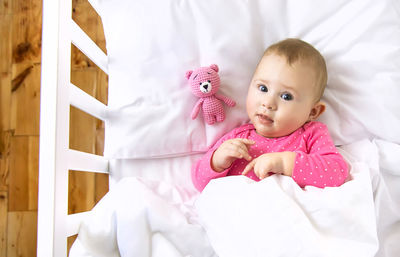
8,136 -> 38,211
94,115 -> 108,202
0,130 -> 11,191
67,235 -> 78,255
71,0 -> 98,72
96,66 -> 108,106
0,73 -> 12,194
94,66 -> 109,203
28,136 -> 38,210
71,43 -> 96,70
69,68 -> 97,214
95,14 -> 107,53
72,0 -> 98,45
0,1 -> 13,256
95,172 -> 108,203
11,0 -> 42,69
0,14 -> 12,73
70,70 -> 97,152
0,0 -> 11,15
0,191 -> 7,257
7,211 -> 37,257
73,0 -> 106,53
71,21 -> 108,75
68,170 -> 96,214
10,65 -> 40,136
0,73 -> 11,132
8,136 -> 28,211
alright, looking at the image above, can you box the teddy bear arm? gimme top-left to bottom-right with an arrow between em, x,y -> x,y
215,94 -> 236,107
191,99 -> 204,119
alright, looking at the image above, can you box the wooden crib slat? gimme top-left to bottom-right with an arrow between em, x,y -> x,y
67,211 -> 91,237
69,83 -> 108,121
68,149 -> 109,174
70,20 -> 108,74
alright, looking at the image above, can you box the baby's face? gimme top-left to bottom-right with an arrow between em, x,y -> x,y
246,53 -> 320,138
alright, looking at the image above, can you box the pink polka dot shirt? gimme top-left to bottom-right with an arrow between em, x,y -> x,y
191,121 -> 349,192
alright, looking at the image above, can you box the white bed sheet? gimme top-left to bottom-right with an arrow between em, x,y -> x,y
95,0 -> 400,159
70,139 -> 400,257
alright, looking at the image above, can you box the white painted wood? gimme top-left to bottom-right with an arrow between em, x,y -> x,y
68,149 -> 109,174
37,0 -> 72,256
69,83 -> 108,121
39,0 -> 111,255
70,20 -> 108,74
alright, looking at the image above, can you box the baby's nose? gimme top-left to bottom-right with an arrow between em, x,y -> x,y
262,99 -> 277,111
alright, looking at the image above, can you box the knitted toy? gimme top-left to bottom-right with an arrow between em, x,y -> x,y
186,64 -> 236,125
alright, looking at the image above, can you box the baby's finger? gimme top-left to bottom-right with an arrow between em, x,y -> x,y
242,159 -> 256,175
234,146 -> 253,161
227,141 -> 252,161
258,170 -> 268,180
234,139 -> 255,158
235,138 -> 255,146
225,147 -> 251,161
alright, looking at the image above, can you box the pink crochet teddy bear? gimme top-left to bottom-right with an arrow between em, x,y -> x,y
186,64 -> 236,125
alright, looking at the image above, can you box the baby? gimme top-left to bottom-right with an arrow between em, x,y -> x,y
192,38 -> 349,192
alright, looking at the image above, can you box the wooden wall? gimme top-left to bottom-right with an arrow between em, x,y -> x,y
0,0 -> 109,256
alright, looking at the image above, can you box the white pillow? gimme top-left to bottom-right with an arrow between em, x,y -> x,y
95,0 -> 400,158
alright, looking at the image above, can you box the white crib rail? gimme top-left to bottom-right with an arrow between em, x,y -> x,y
69,83 -> 108,121
70,20 -> 108,74
37,0 -> 109,256
68,149 -> 109,174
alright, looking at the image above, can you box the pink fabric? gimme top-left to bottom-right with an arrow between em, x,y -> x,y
191,121 -> 349,191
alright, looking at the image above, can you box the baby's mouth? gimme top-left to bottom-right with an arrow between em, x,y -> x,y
256,114 -> 274,125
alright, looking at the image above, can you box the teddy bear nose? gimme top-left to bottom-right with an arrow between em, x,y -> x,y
199,81 -> 212,93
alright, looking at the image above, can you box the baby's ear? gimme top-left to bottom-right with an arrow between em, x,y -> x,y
210,64 -> 219,73
309,101 -> 326,121
185,70 -> 193,80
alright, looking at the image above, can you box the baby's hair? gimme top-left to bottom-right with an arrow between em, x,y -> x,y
263,38 -> 327,101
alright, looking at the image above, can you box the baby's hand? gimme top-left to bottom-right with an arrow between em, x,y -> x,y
242,152 -> 296,179
211,138 -> 255,172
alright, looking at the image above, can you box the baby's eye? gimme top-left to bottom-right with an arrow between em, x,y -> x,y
281,93 -> 293,101
258,85 -> 268,92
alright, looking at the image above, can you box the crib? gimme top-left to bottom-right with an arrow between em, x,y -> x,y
37,0 -> 400,256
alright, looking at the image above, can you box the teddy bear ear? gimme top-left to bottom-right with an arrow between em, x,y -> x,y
185,70 -> 193,80
210,64 -> 219,73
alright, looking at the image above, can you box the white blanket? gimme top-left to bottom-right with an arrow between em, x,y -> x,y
196,167 -> 377,257
69,178 -> 215,257
70,140 -> 400,257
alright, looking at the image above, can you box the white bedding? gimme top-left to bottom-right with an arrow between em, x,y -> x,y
70,140 -> 400,257
97,0 -> 400,159
69,0 -> 400,256
70,178 -> 215,257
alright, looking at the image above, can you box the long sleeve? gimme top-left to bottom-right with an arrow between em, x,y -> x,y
191,127 -> 246,192
291,123 -> 348,188
191,148 -> 230,191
